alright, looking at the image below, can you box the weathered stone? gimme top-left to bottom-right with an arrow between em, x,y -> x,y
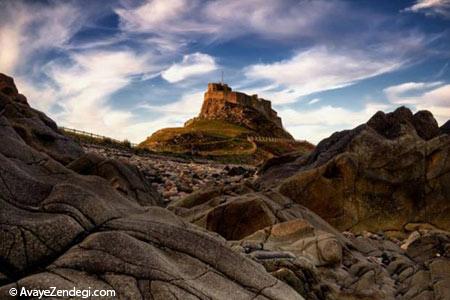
67,152 -> 164,207
0,73 -> 303,299
440,120 -> 450,135
205,196 -> 278,240
0,73 -> 83,164
269,107 -> 450,233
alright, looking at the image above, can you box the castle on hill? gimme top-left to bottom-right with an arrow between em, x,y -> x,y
181,82 -> 292,139
200,83 -> 283,127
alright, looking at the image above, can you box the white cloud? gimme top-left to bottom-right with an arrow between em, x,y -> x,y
117,0 -> 187,30
404,0 -> 450,18
308,98 -> 320,105
203,0 -> 337,38
245,47 -> 402,103
50,50 -> 155,136
143,91 -> 204,115
384,81 -> 450,124
14,50 -> 159,142
280,103 -> 391,144
383,81 -> 443,104
128,93 -> 206,142
0,22 -> 23,74
161,53 -> 217,83
116,0 -> 209,34
116,0 -> 343,43
0,1 -> 83,75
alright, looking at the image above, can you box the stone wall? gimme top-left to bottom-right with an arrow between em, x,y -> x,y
203,83 -> 281,127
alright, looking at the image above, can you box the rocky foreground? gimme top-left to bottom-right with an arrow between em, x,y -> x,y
1,73 -> 450,299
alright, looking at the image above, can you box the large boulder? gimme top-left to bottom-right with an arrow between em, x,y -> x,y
169,185 -> 346,242
0,74 -> 302,299
258,107 -> 450,233
67,152 -> 164,207
0,73 -> 83,165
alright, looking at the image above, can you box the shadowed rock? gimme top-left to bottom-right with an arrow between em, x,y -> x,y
257,107 -> 450,233
0,74 -> 83,165
441,120 -> 450,135
171,185 -> 450,299
0,74 -> 302,299
67,152 -> 164,207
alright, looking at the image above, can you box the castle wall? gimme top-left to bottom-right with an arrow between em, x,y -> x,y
203,82 -> 282,127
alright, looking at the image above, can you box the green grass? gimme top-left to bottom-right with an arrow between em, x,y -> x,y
145,119 -> 251,143
138,118 -> 315,165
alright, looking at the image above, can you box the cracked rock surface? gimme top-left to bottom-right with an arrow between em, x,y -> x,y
170,183 -> 450,299
258,107 -> 450,233
0,73 -> 302,299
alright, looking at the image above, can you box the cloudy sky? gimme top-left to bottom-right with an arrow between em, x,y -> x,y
1,0 -> 450,143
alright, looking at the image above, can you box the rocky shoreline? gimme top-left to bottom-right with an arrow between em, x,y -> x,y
82,144 -> 256,203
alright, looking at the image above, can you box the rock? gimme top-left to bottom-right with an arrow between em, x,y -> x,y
82,145 -> 254,202
366,106 -> 414,139
404,222 -> 437,232
0,73 -> 83,164
170,187 -> 347,243
270,107 -> 450,233
227,165 -> 251,177
67,152 -> 164,207
440,120 -> 450,135
0,73 -> 303,300
406,231 -> 450,263
256,153 -> 309,188
412,110 -> 440,140
317,238 -> 342,265
205,196 -> 277,240
271,268 -> 307,295
401,231 -> 421,250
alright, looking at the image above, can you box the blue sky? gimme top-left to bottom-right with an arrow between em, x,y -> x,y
1,0 -> 449,143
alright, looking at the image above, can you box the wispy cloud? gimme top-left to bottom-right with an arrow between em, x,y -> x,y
142,91 -> 204,115
17,50 -> 159,142
0,1 -> 83,74
161,53 -> 217,83
404,0 -> 450,18
115,0 -> 345,44
308,98 -> 320,105
383,81 -> 443,104
245,46 -> 403,103
384,81 -> 450,123
279,103 -> 391,143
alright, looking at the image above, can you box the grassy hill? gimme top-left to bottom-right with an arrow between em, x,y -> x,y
139,119 -> 314,164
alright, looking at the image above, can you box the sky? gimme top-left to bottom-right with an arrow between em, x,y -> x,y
1,0 -> 450,144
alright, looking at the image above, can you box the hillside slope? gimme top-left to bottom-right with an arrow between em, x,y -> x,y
139,83 -> 312,163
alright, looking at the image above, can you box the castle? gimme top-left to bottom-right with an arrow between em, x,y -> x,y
200,83 -> 282,127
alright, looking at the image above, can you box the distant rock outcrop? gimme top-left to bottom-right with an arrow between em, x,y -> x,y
257,106 -> 450,233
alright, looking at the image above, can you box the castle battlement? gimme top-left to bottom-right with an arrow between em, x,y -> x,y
203,83 -> 279,123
